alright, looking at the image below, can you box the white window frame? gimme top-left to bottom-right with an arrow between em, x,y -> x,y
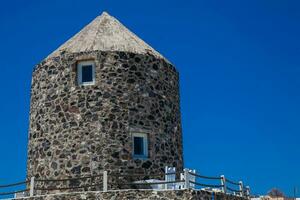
132,133 -> 148,159
77,61 -> 95,86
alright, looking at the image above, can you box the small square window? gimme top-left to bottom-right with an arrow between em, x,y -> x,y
132,133 -> 148,159
134,137 -> 144,155
77,61 -> 95,86
81,65 -> 93,83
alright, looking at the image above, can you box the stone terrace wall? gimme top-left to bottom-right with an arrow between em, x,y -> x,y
16,189 -> 247,200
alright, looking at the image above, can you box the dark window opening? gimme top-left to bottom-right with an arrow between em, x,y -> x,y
134,137 -> 144,156
81,65 -> 93,83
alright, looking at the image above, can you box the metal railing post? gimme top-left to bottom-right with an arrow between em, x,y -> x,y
180,172 -> 185,189
164,166 -> 176,190
189,170 -> 196,190
246,186 -> 250,198
184,169 -> 190,189
103,171 -> 108,192
221,175 -> 226,194
164,166 -> 168,190
239,181 -> 244,197
29,177 -> 35,197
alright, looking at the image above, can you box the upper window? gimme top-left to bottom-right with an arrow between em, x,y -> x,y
132,133 -> 148,159
77,61 -> 95,86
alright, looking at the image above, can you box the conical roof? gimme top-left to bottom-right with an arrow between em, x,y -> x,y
47,12 -> 166,60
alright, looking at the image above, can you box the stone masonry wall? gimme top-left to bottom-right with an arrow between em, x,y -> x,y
16,190 -> 248,200
26,51 -> 183,191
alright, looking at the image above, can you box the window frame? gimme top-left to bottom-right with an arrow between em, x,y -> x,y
77,61 -> 96,86
132,132 -> 148,159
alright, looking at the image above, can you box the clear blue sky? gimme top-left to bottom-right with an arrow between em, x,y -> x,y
0,0 -> 299,197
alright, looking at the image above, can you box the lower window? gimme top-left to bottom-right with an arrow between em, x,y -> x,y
132,133 -> 148,159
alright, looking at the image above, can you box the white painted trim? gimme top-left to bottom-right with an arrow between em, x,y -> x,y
132,132 -> 148,159
77,60 -> 96,86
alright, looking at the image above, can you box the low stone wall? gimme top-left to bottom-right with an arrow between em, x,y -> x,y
16,189 -> 247,200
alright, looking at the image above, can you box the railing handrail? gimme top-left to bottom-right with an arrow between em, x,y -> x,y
226,186 -> 242,193
0,169 -> 250,198
188,171 -> 221,180
110,172 -> 176,178
225,178 -> 240,186
119,180 -> 184,186
189,181 -> 224,188
35,183 -> 103,191
187,171 -> 248,197
0,189 -> 29,196
0,180 -> 29,188
35,173 -> 103,182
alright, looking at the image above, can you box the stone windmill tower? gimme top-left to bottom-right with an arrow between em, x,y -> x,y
27,12 -> 183,188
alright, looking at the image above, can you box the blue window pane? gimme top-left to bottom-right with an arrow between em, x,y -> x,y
134,137 -> 144,155
82,65 -> 93,83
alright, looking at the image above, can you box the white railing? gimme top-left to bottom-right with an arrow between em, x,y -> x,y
0,167 -> 251,199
